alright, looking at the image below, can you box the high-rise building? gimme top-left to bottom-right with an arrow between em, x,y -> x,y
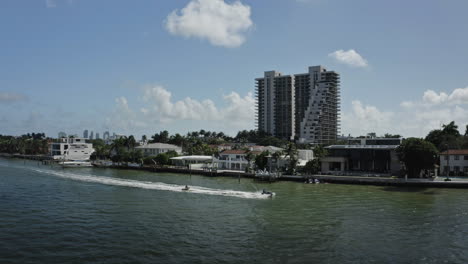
58,132 -> 67,138
89,131 -> 94,140
96,133 -> 100,139
83,129 -> 89,139
255,65 -> 340,144
103,131 -> 110,140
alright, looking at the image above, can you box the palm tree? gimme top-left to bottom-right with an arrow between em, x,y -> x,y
272,150 -> 284,172
244,149 -> 254,173
284,143 -> 298,174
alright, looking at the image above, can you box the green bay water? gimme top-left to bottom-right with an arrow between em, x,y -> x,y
1,158 -> 468,263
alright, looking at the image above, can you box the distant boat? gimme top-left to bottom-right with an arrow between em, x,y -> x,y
182,185 -> 190,191
61,161 -> 93,168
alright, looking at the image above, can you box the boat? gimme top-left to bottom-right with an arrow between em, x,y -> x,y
182,185 -> 190,191
61,160 -> 93,168
51,137 -> 95,168
255,169 -> 279,182
261,189 -> 275,198
50,137 -> 95,161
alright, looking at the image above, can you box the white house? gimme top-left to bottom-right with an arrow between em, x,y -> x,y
170,155 -> 214,169
135,143 -> 182,156
440,150 -> 468,176
216,150 -> 261,171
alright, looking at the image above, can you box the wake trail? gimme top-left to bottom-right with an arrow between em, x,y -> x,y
31,168 -> 269,200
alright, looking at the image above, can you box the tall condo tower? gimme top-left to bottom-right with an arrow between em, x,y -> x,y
255,66 -> 340,144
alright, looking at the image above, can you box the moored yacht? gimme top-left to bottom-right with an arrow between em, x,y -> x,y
49,137 -> 95,167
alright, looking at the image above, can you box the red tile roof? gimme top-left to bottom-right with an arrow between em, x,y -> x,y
440,150 -> 468,155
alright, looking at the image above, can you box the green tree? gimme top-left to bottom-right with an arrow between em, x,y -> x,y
168,133 -> 185,146
254,151 -> 269,170
151,130 -> 170,143
302,145 -> 328,174
284,143 -> 298,174
442,121 -> 460,137
155,153 -> 169,165
244,149 -> 255,173
396,138 -> 438,178
384,133 -> 401,138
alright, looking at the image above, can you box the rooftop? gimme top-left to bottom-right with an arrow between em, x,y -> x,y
440,150 -> 468,155
135,143 -> 181,149
326,145 -> 399,150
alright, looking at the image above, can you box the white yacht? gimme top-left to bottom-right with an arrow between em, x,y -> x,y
50,137 -> 95,167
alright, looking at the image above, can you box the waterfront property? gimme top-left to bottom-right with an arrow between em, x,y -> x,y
216,150 -> 259,171
321,137 -> 402,176
256,65 -> 340,144
440,149 -> 468,176
135,143 -> 182,156
170,155 -> 214,170
49,137 -> 94,160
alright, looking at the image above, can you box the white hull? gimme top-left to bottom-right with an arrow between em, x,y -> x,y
61,161 -> 92,168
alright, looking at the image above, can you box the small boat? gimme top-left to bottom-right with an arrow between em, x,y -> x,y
61,161 -> 93,168
261,189 -> 275,198
182,185 -> 190,191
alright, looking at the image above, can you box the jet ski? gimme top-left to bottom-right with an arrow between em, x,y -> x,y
261,189 -> 275,198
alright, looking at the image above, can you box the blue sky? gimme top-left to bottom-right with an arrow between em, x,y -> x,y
1,0 -> 468,138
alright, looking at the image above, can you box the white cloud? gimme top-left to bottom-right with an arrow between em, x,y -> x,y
448,87 -> 468,104
106,85 -> 254,134
342,100 -> 394,136
417,87 -> 468,106
422,90 -> 448,105
46,0 -> 56,8
342,86 -> 468,137
164,0 -> 253,48
0,92 -> 27,103
328,49 -> 369,68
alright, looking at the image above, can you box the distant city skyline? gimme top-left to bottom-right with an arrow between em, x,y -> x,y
1,0 -> 468,138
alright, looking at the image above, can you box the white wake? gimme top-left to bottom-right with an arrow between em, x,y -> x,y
32,168 -> 269,200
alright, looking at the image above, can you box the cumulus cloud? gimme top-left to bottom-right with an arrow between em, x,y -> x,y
328,49 -> 369,68
418,87 -> 468,106
422,90 -> 448,105
448,87 -> 468,104
0,92 -> 27,103
106,85 -> 254,134
165,0 -> 253,48
342,86 -> 468,137
341,100 -> 394,136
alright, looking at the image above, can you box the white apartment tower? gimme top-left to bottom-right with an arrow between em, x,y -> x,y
255,66 -> 340,144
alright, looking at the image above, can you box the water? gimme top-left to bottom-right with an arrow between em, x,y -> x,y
1,158 -> 468,263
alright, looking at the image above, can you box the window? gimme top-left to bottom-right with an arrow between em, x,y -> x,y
445,156 -> 449,160
464,155 -> 468,160
455,155 -> 460,160
454,166 -> 460,172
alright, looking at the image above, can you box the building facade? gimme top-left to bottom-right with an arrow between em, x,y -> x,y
256,66 -> 340,144
439,150 -> 468,176
135,143 -> 182,157
321,137 -> 402,176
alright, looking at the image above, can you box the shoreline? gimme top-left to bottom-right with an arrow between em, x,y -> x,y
2,153 -> 468,189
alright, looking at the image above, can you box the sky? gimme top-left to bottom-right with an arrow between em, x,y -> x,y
1,0 -> 468,139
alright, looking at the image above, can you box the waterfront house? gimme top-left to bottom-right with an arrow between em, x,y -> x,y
135,143 -> 182,157
321,137 -> 402,176
216,149 -> 261,171
170,155 -> 214,170
439,150 -> 468,176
